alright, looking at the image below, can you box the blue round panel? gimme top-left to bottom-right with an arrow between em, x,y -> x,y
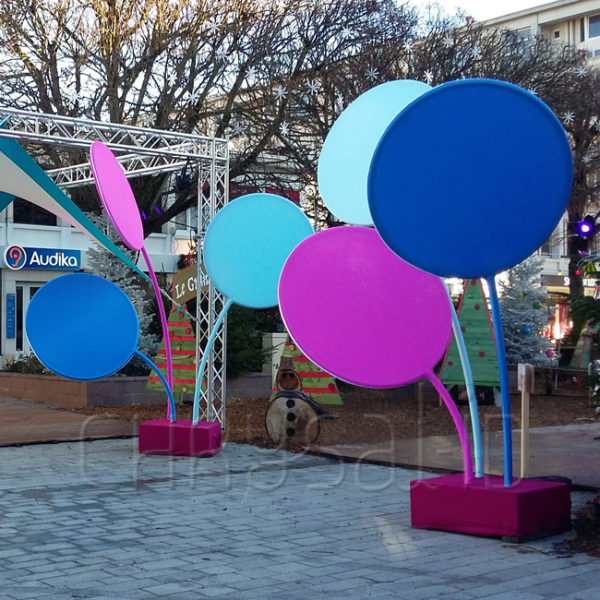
368,79 -> 573,278
318,80 -> 432,225
26,273 -> 139,380
203,193 -> 314,308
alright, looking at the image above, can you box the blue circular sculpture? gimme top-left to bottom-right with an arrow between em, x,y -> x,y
318,80 -> 432,225
203,193 -> 314,308
368,79 -> 573,278
26,273 -> 139,380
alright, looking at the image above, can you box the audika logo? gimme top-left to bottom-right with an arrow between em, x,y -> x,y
4,245 -> 26,270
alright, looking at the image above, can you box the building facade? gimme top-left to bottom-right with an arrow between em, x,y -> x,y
0,199 -> 190,364
483,0 -> 600,298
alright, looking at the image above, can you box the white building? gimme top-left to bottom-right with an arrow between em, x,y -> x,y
0,198 -> 186,362
483,0 -> 600,296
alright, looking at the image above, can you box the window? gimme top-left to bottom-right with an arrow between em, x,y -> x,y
516,27 -> 531,43
13,198 -> 56,226
589,15 -> 600,38
554,30 -> 560,39
581,18 -> 586,42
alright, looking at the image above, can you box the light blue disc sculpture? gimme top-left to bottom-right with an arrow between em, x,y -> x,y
318,80 -> 431,226
203,193 -> 315,308
26,273 -> 139,380
193,192 -> 314,424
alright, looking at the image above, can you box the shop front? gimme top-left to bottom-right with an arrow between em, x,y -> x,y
1,244 -> 81,361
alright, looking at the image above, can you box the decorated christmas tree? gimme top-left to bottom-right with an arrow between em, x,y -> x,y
498,254 -> 554,366
270,336 -> 343,405
86,214 -> 159,369
147,306 -> 197,397
440,279 -> 500,389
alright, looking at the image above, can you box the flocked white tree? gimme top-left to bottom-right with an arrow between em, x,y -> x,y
499,254 -> 554,366
86,214 -> 159,373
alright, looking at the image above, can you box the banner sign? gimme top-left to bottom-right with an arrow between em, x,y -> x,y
172,262 -> 209,305
3,245 -> 81,271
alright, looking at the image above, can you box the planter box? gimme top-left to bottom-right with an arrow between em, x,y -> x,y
0,373 -> 165,409
0,372 -> 275,409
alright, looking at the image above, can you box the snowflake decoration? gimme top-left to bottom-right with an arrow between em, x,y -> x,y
204,18 -> 219,35
306,80 -> 320,96
68,90 -> 81,103
576,66 -> 588,78
469,46 -> 482,60
215,47 -> 227,61
403,40 -> 413,54
231,121 -> 245,136
167,72 -> 177,86
583,154 -> 593,165
562,110 -> 575,124
366,67 -> 379,82
246,66 -> 257,80
442,35 -> 453,48
423,70 -> 434,85
188,89 -> 201,103
274,85 -> 287,100
280,121 -> 290,136
594,119 -> 600,132
341,27 -> 352,38
527,87 -> 538,96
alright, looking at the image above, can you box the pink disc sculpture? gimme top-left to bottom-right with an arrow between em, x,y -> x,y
89,142 -> 144,251
90,141 -> 174,417
279,226 -> 473,482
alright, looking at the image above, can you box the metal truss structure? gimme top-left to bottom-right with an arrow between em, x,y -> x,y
0,106 -> 229,426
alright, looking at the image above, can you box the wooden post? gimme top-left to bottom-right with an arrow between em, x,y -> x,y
518,363 -> 535,478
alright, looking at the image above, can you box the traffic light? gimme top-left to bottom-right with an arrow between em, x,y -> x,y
577,215 -> 596,237
574,215 -> 598,254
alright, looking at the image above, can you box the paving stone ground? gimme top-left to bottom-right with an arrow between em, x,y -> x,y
0,439 -> 598,600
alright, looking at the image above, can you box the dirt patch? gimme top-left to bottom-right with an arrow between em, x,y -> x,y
70,384 -> 597,448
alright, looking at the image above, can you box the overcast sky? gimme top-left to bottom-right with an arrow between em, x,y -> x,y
411,0 -> 550,21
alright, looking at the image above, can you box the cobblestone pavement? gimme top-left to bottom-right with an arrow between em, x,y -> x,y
0,439 -> 598,600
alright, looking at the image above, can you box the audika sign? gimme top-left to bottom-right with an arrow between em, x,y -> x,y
3,246 -> 81,271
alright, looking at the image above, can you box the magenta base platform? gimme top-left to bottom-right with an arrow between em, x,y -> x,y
138,419 -> 222,456
410,473 -> 571,541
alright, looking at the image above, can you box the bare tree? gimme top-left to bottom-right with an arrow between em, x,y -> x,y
0,0 -> 417,233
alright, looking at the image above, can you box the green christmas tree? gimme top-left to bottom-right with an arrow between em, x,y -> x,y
147,306 -> 197,397
440,279 -> 500,388
270,336 -> 343,405
499,254 -> 554,366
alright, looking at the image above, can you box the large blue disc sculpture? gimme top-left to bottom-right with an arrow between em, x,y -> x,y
368,78 -> 573,487
368,79 -> 573,279
26,273 -> 139,380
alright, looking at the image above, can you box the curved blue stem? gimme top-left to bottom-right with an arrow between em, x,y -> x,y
485,276 -> 513,487
445,282 -> 484,478
133,350 -> 176,422
193,299 -> 233,425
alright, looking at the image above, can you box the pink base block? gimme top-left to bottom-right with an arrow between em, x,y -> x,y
139,419 -> 222,456
410,474 -> 571,541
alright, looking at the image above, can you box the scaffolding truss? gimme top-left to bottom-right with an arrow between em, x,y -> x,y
0,106 -> 229,425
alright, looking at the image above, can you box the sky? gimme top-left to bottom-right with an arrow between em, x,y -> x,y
411,0 -> 551,21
